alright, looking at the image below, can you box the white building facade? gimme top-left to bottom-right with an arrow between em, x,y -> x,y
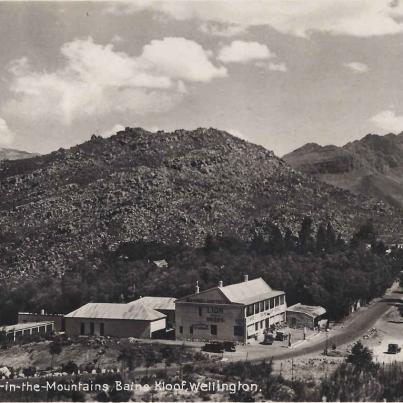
175,276 -> 286,343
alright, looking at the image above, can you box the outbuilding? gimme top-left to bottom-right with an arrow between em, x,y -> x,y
0,321 -> 54,341
64,302 -> 166,338
286,303 -> 326,330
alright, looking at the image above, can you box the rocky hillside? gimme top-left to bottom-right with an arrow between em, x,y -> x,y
0,147 -> 38,161
1,127 -> 401,280
284,132 -> 403,209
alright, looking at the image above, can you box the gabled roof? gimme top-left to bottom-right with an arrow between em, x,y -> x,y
220,278 -> 284,305
177,277 -> 284,306
287,303 -> 326,318
65,303 -> 165,321
128,297 -> 176,311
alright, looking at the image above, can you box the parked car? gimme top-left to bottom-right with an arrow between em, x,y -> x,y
275,331 -> 288,341
263,333 -> 274,345
223,341 -> 236,352
388,343 -> 401,354
201,342 -> 224,353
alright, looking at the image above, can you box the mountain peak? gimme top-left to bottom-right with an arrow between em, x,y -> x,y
0,126 -> 401,280
284,131 -> 403,209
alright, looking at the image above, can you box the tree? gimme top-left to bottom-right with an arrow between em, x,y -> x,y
250,233 -> 267,255
49,341 -> 63,370
268,225 -> 284,255
346,341 -> 375,371
350,220 -> 376,248
298,217 -> 314,254
118,346 -> 137,372
316,223 -> 327,253
62,360 -> 78,374
326,222 -> 337,251
204,234 -> 218,253
284,228 -> 296,252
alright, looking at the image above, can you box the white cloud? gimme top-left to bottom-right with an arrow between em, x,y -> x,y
98,124 -> 125,138
343,62 -> 369,73
371,110 -> 403,133
106,0 -> 403,38
0,117 -> 15,146
218,41 -> 274,64
3,37 -> 225,126
141,37 -> 227,82
268,62 -> 288,72
111,34 -> 124,43
199,22 -> 247,37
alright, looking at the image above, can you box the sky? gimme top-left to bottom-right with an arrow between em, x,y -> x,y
1,1 -> 403,156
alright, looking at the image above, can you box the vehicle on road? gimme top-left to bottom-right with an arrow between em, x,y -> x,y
387,343 -> 401,354
201,342 -> 224,353
275,331 -> 288,341
202,341 -> 236,353
223,341 -> 236,352
263,333 -> 275,345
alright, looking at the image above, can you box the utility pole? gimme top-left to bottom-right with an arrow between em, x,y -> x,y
291,357 -> 294,381
324,331 -> 328,355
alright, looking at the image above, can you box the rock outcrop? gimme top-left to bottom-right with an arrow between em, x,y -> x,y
1,127 -> 401,280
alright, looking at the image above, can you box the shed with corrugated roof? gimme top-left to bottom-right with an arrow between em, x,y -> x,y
286,303 -> 326,330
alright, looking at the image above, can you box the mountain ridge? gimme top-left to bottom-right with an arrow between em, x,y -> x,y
1,127 -> 402,280
0,147 -> 39,161
284,131 -> 403,209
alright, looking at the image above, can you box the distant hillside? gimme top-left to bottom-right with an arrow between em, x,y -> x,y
0,127 -> 402,280
0,147 -> 38,161
284,132 -> 403,210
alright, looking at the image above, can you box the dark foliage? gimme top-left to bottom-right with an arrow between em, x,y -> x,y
1,220 -> 401,325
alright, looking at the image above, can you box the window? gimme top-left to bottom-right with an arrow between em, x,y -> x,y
198,307 -> 202,316
211,325 -> 217,335
259,301 -> 264,312
247,305 -> 254,316
179,326 -> 183,334
90,322 -> 95,336
255,303 -> 260,314
260,320 -> 264,329
264,300 -> 269,310
80,323 -> 85,335
265,318 -> 270,328
269,298 -> 274,309
190,326 -> 193,335
280,295 -> 285,305
100,323 -> 104,336
234,326 -> 244,336
255,323 -> 258,331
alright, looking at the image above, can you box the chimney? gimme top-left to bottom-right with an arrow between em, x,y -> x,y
195,281 -> 200,294
244,275 -> 249,283
218,280 -> 223,288
40,309 -> 45,315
